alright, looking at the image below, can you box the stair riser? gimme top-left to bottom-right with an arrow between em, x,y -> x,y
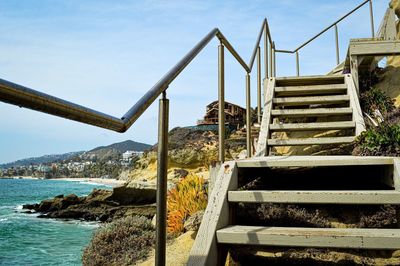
228,191 -> 400,204
217,226 -> 400,249
269,122 -> 355,132
267,137 -> 355,146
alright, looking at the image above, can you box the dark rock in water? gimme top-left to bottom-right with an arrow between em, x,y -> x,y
106,186 -> 156,205
23,203 -> 38,210
54,194 -> 64,198
24,186 -> 156,222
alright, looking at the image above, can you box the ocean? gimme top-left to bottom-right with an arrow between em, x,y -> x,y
0,178 -> 110,266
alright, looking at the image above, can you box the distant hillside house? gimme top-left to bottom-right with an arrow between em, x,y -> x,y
122,150 -> 143,161
197,101 -> 245,127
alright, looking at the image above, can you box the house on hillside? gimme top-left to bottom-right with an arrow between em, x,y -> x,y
197,100 -> 245,128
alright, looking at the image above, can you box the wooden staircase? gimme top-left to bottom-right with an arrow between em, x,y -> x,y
256,74 -> 365,156
188,156 -> 400,265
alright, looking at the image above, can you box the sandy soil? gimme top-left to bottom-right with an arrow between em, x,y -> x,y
137,231 -> 196,266
53,177 -> 126,187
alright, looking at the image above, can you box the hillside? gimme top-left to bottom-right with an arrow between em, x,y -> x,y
1,140 -> 152,169
90,140 -> 151,153
82,140 -> 152,162
0,151 -> 83,169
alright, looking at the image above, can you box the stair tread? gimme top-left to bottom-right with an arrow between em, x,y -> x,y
228,190 -> 400,204
275,84 -> 347,96
271,108 -> 353,117
268,136 -> 355,146
273,95 -> 350,106
275,75 -> 345,86
270,121 -> 355,131
236,156 -> 395,168
216,225 -> 400,249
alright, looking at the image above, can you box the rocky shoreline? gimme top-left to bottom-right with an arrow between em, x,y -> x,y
23,186 -> 156,222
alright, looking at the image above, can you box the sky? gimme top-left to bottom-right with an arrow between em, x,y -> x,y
0,0 -> 390,163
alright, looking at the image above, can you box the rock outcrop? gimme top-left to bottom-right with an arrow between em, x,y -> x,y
23,186 -> 156,222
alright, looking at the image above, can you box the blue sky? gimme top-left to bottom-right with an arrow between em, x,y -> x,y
0,0 -> 389,163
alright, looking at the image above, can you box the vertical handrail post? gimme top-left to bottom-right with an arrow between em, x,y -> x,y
257,46 -> 262,124
155,91 -> 169,266
296,51 -> 300,77
369,0 -> 375,38
264,23 -> 269,79
272,42 -> 276,77
269,41 -> 273,77
218,44 -> 225,163
246,73 -> 252,157
334,24 -> 340,65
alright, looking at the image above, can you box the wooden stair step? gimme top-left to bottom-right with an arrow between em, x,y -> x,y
275,84 -> 347,96
216,226 -> 400,249
228,190 -> 400,204
273,95 -> 350,106
271,108 -> 353,117
275,75 -> 345,86
236,156 -> 395,168
269,121 -> 355,131
267,136 -> 355,146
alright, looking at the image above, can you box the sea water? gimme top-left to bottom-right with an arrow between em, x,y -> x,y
0,179 -> 110,266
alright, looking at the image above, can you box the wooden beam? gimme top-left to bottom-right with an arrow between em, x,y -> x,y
394,158 -> 400,191
350,40 -> 400,56
269,121 -> 355,132
217,226 -> 400,249
267,136 -> 354,146
255,78 -> 275,157
188,161 -> 238,266
236,156 -> 394,168
228,190 -> 400,204
345,74 -> 366,135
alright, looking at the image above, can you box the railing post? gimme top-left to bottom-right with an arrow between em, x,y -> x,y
257,46 -> 262,124
218,43 -> 225,163
246,73 -> 252,158
273,43 -> 276,77
369,0 -> 375,38
155,91 -> 169,266
296,51 -> 300,77
334,24 -> 340,65
269,41 -> 273,77
264,23 -> 269,79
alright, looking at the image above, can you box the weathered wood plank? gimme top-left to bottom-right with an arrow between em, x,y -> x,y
275,75 -> 344,86
217,226 -> 400,249
269,121 -> 355,131
274,84 -> 347,96
188,161 -> 238,266
236,156 -> 394,168
271,108 -> 353,117
267,136 -> 355,146
394,158 -> 400,191
345,74 -> 366,135
228,190 -> 400,204
255,78 -> 275,157
350,40 -> 400,56
273,95 -> 350,106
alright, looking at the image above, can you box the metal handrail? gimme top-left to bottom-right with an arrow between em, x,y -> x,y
293,0 -> 373,53
0,20 -> 274,266
0,24 -> 273,133
248,18 -> 273,71
0,1 -> 377,263
274,0 -> 375,76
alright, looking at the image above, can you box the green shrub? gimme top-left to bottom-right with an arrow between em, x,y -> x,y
82,216 -> 155,266
354,122 -> 400,156
360,87 -> 394,115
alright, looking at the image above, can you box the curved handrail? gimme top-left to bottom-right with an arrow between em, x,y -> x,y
0,20 -> 272,133
248,18 -> 273,70
276,0 -> 372,54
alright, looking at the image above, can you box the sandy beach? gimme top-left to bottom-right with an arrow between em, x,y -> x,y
52,177 -> 126,187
